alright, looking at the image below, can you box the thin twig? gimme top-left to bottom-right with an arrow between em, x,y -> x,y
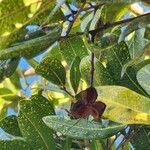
82,3 -> 105,12
108,126 -> 128,150
65,3 -> 105,19
61,86 -> 74,98
65,2 -> 86,36
58,12 -> 150,41
116,128 -> 140,150
90,52 -> 95,87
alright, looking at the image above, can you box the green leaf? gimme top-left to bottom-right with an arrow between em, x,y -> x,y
131,126 -> 150,149
18,94 -> 56,150
43,116 -> 125,139
84,0 -> 140,3
60,37 -> 88,64
105,42 -> 147,96
121,30 -> 149,77
134,59 -> 150,71
127,29 -> 147,59
36,57 -> 66,86
0,58 -> 20,82
81,12 -> 94,32
96,86 -> 150,124
0,138 -> 31,150
90,139 -> 106,150
144,27 -> 150,40
0,25 -> 62,60
84,33 -> 118,58
62,137 -> 72,150
80,56 -> 114,86
44,44 -> 63,61
103,3 -> 129,23
0,0 -> 63,49
119,14 -> 150,42
70,56 -> 81,94
137,64 -> 150,95
0,115 -> 22,137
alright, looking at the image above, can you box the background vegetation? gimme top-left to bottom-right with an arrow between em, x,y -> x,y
0,0 -> 150,149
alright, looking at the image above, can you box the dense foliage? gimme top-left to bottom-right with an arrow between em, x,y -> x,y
0,0 -> 150,149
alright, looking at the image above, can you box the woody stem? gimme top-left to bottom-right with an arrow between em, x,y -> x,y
90,52 -> 95,87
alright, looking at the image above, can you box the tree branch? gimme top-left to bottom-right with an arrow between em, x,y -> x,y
90,52 -> 95,87
59,12 -> 150,41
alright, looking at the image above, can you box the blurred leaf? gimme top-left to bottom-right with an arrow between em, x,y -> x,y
144,27 -> 150,40
0,0 -> 63,49
97,86 -> 150,124
134,59 -> 150,71
36,57 -> 66,86
119,14 -> 150,42
0,25 -> 62,60
9,70 -> 21,90
60,37 -> 88,64
142,0 -> 150,5
0,58 -> 20,82
43,116 -> 125,139
62,137 -> 72,150
137,64 -> 150,95
18,94 -> 56,150
82,0 -> 141,3
70,56 -> 81,94
0,88 -> 13,96
131,126 -> 150,149
103,3 -> 129,23
0,115 -> 22,137
0,107 -> 7,120
80,56 -> 114,86
0,138 -> 31,150
90,139 -> 106,150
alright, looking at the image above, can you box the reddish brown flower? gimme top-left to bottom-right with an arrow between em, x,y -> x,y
70,87 -> 106,119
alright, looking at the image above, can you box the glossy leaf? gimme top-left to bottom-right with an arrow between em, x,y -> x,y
137,64 -> 150,95
70,56 -> 81,94
80,56 -> 114,86
96,86 -> 150,124
43,116 -> 125,139
18,94 -> 56,150
0,25 -> 62,60
0,138 -> 31,150
60,37 -> 88,64
36,57 -> 66,86
0,115 -> 22,137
